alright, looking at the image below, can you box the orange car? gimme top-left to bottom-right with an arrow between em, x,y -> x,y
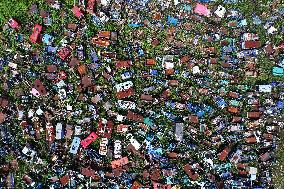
111,157 -> 129,169
219,146 -> 231,161
228,106 -> 239,114
98,31 -> 111,38
92,37 -> 110,47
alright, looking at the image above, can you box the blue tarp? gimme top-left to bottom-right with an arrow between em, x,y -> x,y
222,46 -> 235,53
187,103 -> 212,117
148,147 -> 163,157
153,79 -> 163,84
183,71 -> 189,77
166,101 -> 176,108
90,49 -> 99,63
220,80 -> 229,85
168,143 -> 176,150
123,71 -> 133,78
166,176 -> 173,184
162,111 -> 176,121
92,15 -> 102,25
187,103 -> 194,112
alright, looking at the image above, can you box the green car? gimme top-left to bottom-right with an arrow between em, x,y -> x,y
230,100 -> 240,107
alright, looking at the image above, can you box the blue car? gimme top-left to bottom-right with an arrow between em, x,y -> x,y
223,0 -> 238,4
167,16 -> 178,26
272,67 -> 284,76
70,137 -> 81,154
216,97 -> 227,108
220,171 -> 232,180
129,23 -> 143,28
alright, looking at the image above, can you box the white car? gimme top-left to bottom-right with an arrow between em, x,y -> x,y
114,140 -> 122,159
242,33 -> 259,41
117,100 -> 136,109
22,146 -> 36,158
126,133 -> 141,150
214,5 -> 226,18
74,126 -> 82,135
162,55 -> 174,69
99,138 -> 108,156
101,0 -> 110,6
105,66 -> 112,73
58,88 -> 66,99
175,123 -> 184,142
115,81 -> 133,92
55,123 -> 63,140
129,138 -> 140,150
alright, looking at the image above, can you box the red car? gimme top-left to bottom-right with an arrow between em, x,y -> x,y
58,47 -> 71,60
87,0 -> 95,13
72,6 -> 83,18
81,132 -> 98,148
116,88 -> 134,99
116,60 -> 132,69
8,18 -> 19,29
34,79 -> 47,95
219,146 -> 231,161
97,119 -> 113,138
58,71 -> 67,80
280,42 -> 284,51
184,164 -> 199,181
30,24 -> 42,43
116,124 -> 129,133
